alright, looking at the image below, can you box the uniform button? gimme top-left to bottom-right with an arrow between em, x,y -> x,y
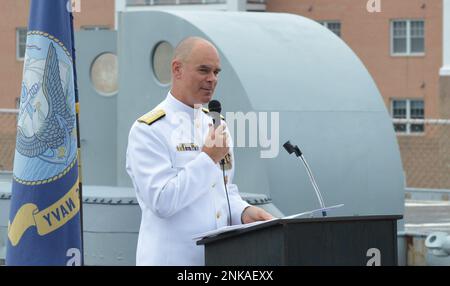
195,123 -> 200,128
211,183 -> 216,188
216,212 -> 221,219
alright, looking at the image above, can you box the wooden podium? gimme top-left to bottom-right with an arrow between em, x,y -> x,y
197,215 -> 402,266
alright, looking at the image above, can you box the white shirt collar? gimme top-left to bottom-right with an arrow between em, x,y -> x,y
166,91 -> 203,120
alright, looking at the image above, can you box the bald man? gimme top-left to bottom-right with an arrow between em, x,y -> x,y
126,37 -> 273,266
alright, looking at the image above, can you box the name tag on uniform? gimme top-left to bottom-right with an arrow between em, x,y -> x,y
176,143 -> 199,152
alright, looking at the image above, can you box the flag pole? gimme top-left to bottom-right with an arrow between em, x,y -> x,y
69,10 -> 84,266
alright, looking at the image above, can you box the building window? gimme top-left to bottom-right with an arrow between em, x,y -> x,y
16,28 -> 27,60
80,25 -> 110,31
391,20 -> 424,55
392,99 -> 424,134
319,21 -> 341,37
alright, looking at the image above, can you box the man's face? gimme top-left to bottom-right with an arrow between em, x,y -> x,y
176,43 -> 221,105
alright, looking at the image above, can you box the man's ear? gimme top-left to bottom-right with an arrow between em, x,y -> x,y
172,60 -> 182,79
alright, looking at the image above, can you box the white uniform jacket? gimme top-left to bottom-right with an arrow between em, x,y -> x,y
126,92 -> 250,266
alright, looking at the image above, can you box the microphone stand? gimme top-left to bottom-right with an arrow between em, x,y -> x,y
283,141 -> 327,217
298,153 -> 327,217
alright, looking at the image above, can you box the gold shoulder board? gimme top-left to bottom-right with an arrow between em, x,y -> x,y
137,109 -> 166,125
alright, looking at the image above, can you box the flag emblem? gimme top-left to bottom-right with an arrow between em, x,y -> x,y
15,36 -> 77,183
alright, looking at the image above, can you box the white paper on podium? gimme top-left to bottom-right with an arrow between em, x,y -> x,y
192,219 -> 276,241
192,204 -> 344,241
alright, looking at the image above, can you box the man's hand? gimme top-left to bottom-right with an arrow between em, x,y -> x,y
202,124 -> 229,163
241,206 -> 274,224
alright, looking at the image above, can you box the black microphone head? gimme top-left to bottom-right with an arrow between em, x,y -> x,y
283,141 -> 295,154
208,100 -> 222,114
293,145 -> 303,157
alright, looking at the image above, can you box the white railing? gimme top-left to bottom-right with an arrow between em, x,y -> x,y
125,0 -> 265,6
393,118 -> 450,125
126,0 -> 226,6
0,109 -> 19,114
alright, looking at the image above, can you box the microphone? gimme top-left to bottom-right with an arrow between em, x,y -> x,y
207,100 -> 226,165
208,100 -> 222,128
207,100 -> 224,161
283,141 -> 327,217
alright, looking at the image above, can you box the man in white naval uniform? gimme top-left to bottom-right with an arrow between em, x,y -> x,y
126,37 -> 273,266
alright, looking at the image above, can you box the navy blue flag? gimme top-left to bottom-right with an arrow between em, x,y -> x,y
6,0 -> 82,266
